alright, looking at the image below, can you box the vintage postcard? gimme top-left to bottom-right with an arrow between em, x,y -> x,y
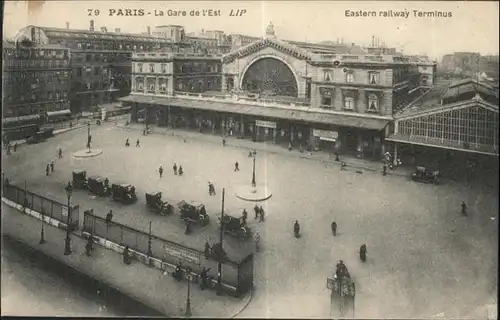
1,0 -> 498,319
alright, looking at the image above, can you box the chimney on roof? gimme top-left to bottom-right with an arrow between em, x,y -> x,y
147,26 -> 151,35
90,20 -> 95,31
101,27 -> 107,33
372,36 -> 374,47
66,22 -> 69,29
115,28 -> 121,33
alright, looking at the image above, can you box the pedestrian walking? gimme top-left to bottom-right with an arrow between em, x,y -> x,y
242,209 -> 248,225
331,221 -> 337,236
234,161 -> 239,172
288,142 -> 292,151
105,210 -> 113,223
13,142 -> 17,152
173,163 -> 178,175
222,138 -> 226,147
254,231 -> 260,252
50,161 -> 54,173
58,148 -> 63,159
6,144 -> 11,155
46,164 -> 50,176
178,166 -> 184,176
259,206 -> 265,222
136,138 -> 140,147
461,201 -> 467,216
159,165 -> 164,178
254,204 -> 260,220
383,164 -> 387,176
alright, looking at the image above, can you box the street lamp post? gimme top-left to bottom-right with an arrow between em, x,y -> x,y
64,181 -> 73,255
39,208 -> 46,244
251,155 -> 256,188
185,267 -> 192,317
87,122 -> 91,153
147,221 -> 152,266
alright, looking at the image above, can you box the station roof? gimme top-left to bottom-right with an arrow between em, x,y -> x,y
119,95 -> 390,130
395,79 -> 499,119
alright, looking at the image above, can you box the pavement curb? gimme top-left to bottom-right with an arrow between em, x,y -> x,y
230,288 -> 254,318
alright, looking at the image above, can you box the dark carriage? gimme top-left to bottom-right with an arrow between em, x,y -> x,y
411,166 -> 439,184
72,170 -> 88,189
327,270 -> 356,316
87,175 -> 111,196
219,215 -> 251,241
26,134 -> 46,144
111,183 -> 137,204
177,200 -> 210,226
145,191 -> 174,215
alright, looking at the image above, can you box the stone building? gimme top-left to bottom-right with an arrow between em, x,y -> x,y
121,23 -> 423,159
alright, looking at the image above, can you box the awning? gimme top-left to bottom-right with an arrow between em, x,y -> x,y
47,109 -> 72,117
3,114 -> 41,124
120,95 -> 390,130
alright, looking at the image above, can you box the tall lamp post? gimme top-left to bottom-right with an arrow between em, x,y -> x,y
185,266 -> 192,317
251,154 -> 256,188
87,122 -> 92,153
64,181 -> 73,255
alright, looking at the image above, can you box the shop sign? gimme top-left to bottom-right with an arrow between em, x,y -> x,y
255,120 -> 276,129
163,243 -> 200,265
313,129 -> 338,142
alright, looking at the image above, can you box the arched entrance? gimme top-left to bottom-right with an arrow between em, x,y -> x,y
241,57 -> 298,97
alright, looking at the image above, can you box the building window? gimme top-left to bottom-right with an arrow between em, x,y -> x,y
56,92 -> 61,100
320,88 -> 332,106
137,63 -> 143,73
345,72 -> 354,83
149,64 -> 155,73
119,44 -> 123,49
161,64 -> 167,73
39,50 -> 45,56
159,78 -> 167,93
367,94 -> 378,112
140,45 -> 144,50
48,92 -> 53,100
136,77 -> 144,91
76,68 -> 82,77
324,69 -> 333,82
52,50 -> 56,57
86,54 -> 91,62
344,97 -> 355,110
94,67 -> 100,76
368,72 -> 379,84
147,78 -> 155,92
63,92 -> 67,99
133,45 -> 137,50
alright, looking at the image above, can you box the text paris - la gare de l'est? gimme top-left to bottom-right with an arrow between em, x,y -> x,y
345,10 -> 453,19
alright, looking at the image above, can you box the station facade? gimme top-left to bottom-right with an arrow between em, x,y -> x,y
121,23 -> 423,159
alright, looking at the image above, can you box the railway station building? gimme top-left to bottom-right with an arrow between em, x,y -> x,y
387,79 -> 499,181
120,23 -> 423,159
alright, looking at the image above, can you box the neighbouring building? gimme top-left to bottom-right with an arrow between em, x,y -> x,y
409,56 -> 438,88
440,52 -> 481,76
387,78 -> 499,181
14,22 -> 234,113
2,38 -> 71,119
120,22 -> 423,160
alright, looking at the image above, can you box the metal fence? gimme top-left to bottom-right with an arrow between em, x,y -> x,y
2,183 -> 79,228
83,212 -> 253,294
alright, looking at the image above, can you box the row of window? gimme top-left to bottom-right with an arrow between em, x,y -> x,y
3,59 -> 70,69
4,49 -> 69,59
75,66 -> 109,77
6,70 -> 70,80
323,70 -> 381,85
73,81 -> 115,91
320,92 -> 380,112
12,91 -> 68,102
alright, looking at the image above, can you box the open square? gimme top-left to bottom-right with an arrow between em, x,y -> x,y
4,124 -> 497,318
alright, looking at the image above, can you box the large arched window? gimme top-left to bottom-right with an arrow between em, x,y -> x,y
242,58 -> 298,97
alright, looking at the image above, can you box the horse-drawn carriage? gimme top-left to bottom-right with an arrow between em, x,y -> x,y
177,200 -> 210,226
111,183 -> 137,204
72,170 -> 88,189
327,263 -> 356,316
145,191 -> 174,215
87,175 -> 110,196
219,215 -> 251,241
411,166 -> 439,184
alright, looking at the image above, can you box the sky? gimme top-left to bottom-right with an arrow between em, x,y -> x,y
3,1 -> 499,60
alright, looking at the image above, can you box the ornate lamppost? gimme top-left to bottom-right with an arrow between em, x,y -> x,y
64,181 -> 73,255
185,266 -> 192,317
